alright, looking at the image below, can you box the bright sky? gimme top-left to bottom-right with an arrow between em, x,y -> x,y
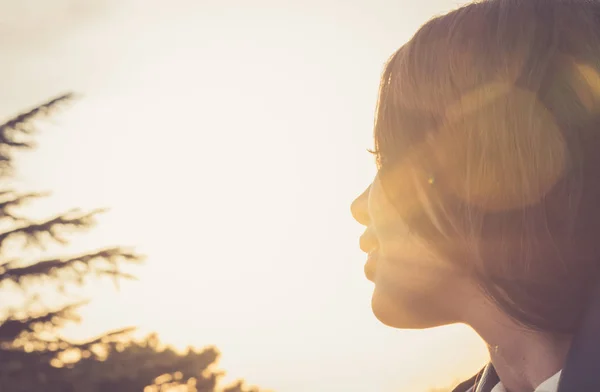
0,0 -> 489,390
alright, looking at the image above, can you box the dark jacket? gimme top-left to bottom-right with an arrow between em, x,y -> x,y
452,366 -> 497,392
451,282 -> 600,392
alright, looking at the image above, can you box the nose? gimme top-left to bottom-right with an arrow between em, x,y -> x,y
351,185 -> 371,226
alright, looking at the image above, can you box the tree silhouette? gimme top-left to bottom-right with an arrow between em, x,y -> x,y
0,95 -> 269,392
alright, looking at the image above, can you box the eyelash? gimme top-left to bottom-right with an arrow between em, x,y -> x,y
367,148 -> 385,169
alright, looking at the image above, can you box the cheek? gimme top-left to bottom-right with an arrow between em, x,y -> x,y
372,251 -> 460,305
373,253 -> 428,292
368,180 -> 410,238
376,231 -> 458,282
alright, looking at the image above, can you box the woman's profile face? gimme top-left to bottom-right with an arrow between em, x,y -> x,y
351,173 -> 471,329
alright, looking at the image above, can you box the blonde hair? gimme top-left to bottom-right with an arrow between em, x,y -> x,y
373,0 -> 600,333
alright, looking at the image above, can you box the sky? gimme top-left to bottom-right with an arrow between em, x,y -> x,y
0,0 -> 489,390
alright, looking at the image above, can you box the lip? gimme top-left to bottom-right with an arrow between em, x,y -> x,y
359,232 -> 378,254
364,250 -> 378,281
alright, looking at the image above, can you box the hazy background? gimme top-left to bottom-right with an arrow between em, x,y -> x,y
0,0 -> 488,390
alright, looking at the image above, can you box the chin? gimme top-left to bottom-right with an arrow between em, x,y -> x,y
371,285 -> 452,330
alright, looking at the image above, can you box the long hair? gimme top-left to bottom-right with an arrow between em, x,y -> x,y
373,0 -> 600,334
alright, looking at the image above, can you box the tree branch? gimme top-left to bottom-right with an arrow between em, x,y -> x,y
0,208 -> 106,252
0,247 -> 144,289
0,302 -> 84,343
0,93 -> 74,174
17,326 -> 138,360
0,190 -> 49,221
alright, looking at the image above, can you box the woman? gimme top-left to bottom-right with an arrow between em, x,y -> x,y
350,1 -> 600,391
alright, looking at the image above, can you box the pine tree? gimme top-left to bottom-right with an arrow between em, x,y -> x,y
0,95 -> 269,392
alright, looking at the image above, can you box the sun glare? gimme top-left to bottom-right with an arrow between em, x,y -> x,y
4,1 -> 489,391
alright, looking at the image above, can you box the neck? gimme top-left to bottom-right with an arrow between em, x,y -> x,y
466,298 -> 571,392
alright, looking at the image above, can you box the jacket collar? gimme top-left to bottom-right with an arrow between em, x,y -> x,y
474,364 -> 500,392
452,365 -> 499,392
455,281 -> 600,392
557,281 -> 600,391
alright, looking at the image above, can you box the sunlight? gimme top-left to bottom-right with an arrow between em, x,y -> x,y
573,62 -> 600,112
5,0 -> 490,391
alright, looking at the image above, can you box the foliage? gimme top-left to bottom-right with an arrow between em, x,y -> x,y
0,95 -> 268,392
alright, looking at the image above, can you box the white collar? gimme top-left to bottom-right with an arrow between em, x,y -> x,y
490,370 -> 562,392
